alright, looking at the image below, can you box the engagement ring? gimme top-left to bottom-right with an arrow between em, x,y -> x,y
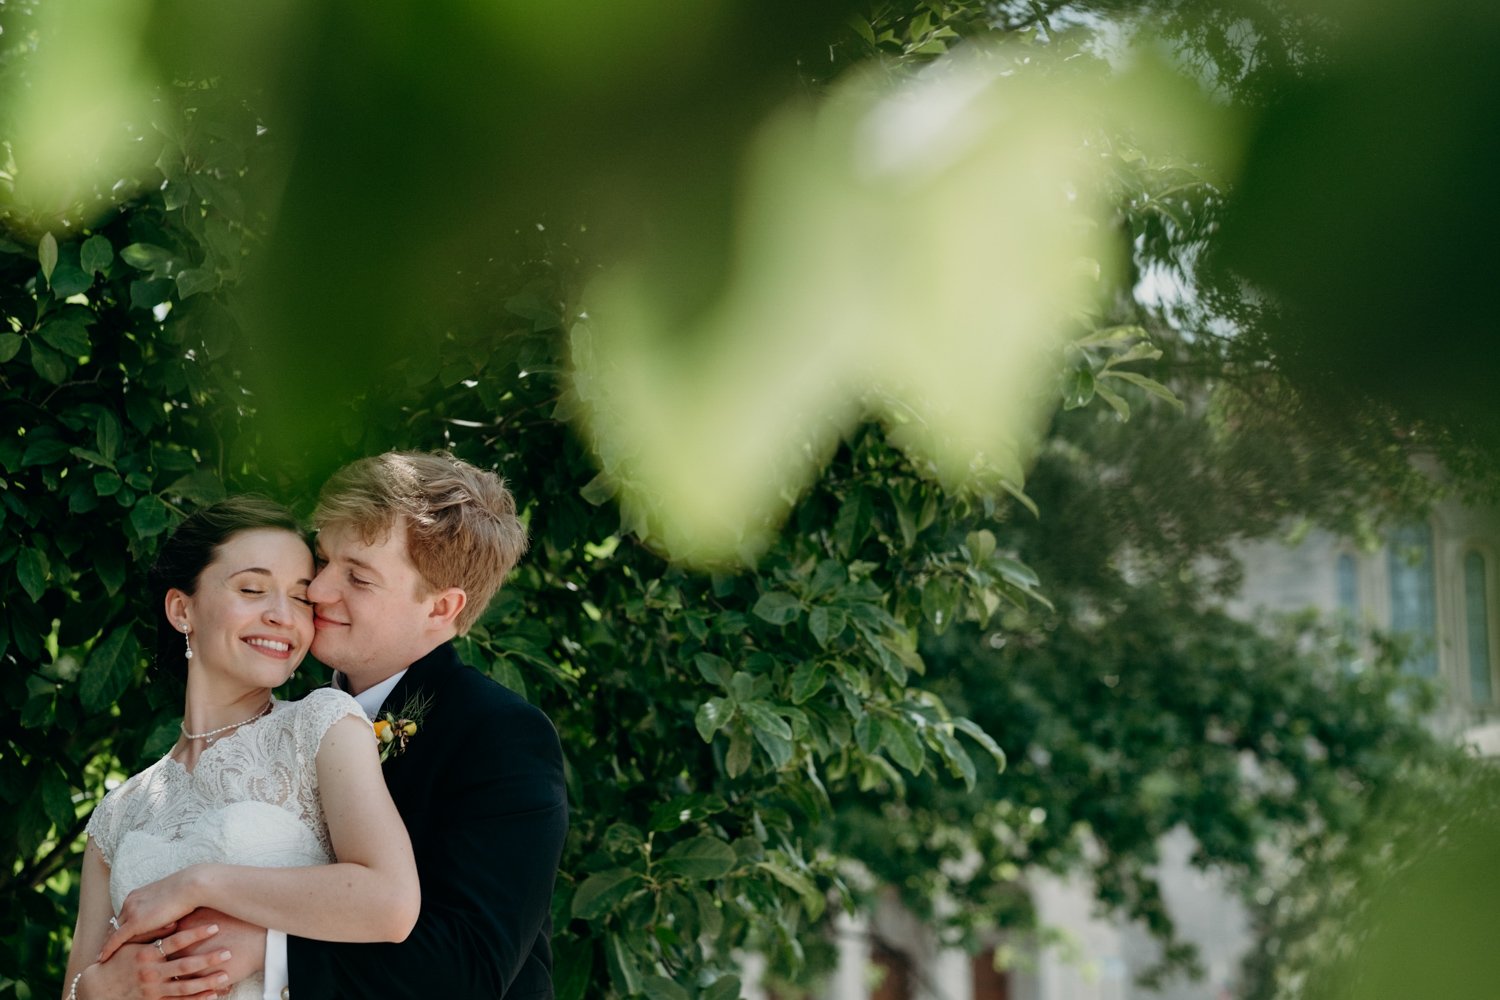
109,916 -> 121,931
155,939 -> 166,957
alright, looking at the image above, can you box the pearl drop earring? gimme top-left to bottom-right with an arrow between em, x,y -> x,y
182,623 -> 194,660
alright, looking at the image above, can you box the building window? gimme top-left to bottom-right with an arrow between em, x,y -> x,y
870,940 -> 912,1000
972,949 -> 1011,1000
1336,553 -> 1360,617
1388,522 -> 1437,677
1464,551 -> 1493,705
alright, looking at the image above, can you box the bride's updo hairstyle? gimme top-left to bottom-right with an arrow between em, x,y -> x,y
147,495 -> 305,678
315,451 -> 528,635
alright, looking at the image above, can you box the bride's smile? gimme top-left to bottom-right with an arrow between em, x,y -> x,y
171,528 -> 316,699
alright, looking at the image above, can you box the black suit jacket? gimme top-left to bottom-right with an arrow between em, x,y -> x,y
287,642 -> 568,998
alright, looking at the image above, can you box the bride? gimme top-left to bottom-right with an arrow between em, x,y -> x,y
62,496 -> 419,1000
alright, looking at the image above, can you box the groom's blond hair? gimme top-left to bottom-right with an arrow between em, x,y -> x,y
315,451 -> 528,634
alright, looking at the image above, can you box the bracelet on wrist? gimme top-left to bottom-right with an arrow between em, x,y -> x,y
67,971 -> 84,1000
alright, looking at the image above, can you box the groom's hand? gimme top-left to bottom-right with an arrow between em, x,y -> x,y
174,909 -> 266,985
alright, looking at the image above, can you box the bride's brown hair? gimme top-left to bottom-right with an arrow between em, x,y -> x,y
147,496 -> 305,678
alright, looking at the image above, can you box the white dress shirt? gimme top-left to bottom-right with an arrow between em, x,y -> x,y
262,670 -> 408,1000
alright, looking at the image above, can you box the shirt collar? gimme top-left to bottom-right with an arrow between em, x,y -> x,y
335,669 -> 408,720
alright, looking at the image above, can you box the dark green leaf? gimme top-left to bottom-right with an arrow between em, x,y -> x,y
695,698 -> 733,742
756,858 -> 822,914
129,279 -> 174,310
39,319 -> 90,357
96,411 -> 122,462
694,652 -> 732,686
51,261 -> 92,297
965,528 -> 997,563
833,490 -> 873,557
789,662 -> 826,704
1063,367 -> 1096,409
80,627 -> 138,712
29,340 -> 69,383
129,496 -> 171,538
69,447 -> 112,468
994,556 -> 1040,590
726,728 -> 752,778
741,701 -> 792,741
808,559 -> 845,598
571,868 -> 643,920
1093,380 -> 1131,420
80,235 -> 114,276
21,435 -> 70,467
176,268 -> 218,300
954,717 -> 1007,773
41,768 -> 74,832
751,722 -> 793,769
16,547 -> 49,601
551,935 -> 592,1000
120,243 -> 176,275
21,684 -> 56,729
0,333 -> 21,364
38,232 -> 58,284
605,933 -> 643,997
162,177 -> 192,210
930,725 -> 977,791
192,174 -> 244,220
165,470 -> 226,505
649,793 -> 728,833
703,974 -> 742,1000
658,835 -> 737,879
752,591 -> 802,625
1101,368 -> 1185,411
809,605 -> 846,647
641,976 -> 691,1000
95,544 -> 126,596
883,715 -> 925,775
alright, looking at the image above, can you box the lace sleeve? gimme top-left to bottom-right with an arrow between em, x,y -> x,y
292,688 -> 370,763
84,785 -> 124,866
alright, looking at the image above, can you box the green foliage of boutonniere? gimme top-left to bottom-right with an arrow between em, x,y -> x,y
372,692 -> 434,763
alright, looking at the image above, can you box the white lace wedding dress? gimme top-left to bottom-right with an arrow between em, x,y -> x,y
86,688 -> 366,1000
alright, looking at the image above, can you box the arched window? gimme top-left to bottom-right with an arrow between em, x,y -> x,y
1388,522 -> 1437,677
1464,551 -> 1493,705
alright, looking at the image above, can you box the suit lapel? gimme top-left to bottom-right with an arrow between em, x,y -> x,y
371,641 -> 461,791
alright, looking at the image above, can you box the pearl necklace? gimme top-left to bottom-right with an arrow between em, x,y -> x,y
181,701 -> 273,745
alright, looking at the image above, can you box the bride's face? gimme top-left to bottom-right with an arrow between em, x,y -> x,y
172,528 -> 316,689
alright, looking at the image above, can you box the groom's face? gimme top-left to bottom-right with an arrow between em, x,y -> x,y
308,519 -> 436,691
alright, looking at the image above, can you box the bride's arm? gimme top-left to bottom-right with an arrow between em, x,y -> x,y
100,715 -> 419,960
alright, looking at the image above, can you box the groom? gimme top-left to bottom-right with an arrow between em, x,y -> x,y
203,451 -> 566,997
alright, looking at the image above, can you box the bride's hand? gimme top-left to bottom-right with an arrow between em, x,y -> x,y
99,865 -> 216,963
83,922 -> 232,1000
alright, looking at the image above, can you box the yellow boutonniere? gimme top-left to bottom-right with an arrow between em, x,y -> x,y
373,692 -> 433,763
